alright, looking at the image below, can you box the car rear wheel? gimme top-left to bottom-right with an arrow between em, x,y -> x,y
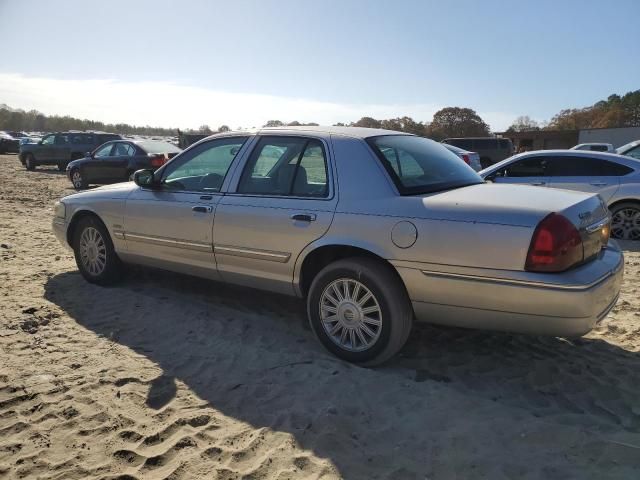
24,154 -> 36,171
307,257 -> 413,366
71,168 -> 87,190
72,216 -> 122,285
610,202 -> 640,241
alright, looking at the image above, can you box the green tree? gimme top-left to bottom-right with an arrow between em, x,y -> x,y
352,117 -> 382,129
264,120 -> 284,127
506,115 -> 540,132
426,107 -> 490,140
218,125 -> 230,132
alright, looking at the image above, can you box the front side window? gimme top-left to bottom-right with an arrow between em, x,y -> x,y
41,134 -> 55,145
94,143 -> 114,158
367,135 -> 481,195
162,136 -> 248,192
238,136 -> 329,197
624,145 -> 640,160
504,156 -> 548,177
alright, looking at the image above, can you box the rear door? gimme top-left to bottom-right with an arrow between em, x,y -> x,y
213,135 -> 337,295
546,155 -> 622,202
491,155 -> 550,186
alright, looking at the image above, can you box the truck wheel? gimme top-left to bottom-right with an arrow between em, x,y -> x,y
72,216 -> 123,285
307,257 -> 413,366
24,154 -> 36,171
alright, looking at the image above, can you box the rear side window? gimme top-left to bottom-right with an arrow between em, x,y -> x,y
238,136 -> 329,197
367,135 -> 482,195
548,156 -> 633,176
54,134 -> 68,145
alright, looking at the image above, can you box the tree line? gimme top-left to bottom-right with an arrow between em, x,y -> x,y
2,88 -> 638,139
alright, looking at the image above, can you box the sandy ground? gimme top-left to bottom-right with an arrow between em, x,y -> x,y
0,153 -> 639,480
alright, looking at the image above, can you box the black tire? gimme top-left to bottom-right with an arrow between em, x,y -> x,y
307,257 -> 413,366
72,215 -> 123,285
57,162 -> 67,172
610,201 -> 640,241
24,154 -> 36,171
70,168 -> 87,190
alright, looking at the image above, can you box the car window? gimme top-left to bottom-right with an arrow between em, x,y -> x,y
41,135 -> 55,145
238,137 -> 329,197
114,142 -> 136,156
367,135 -> 482,195
445,139 -> 473,150
547,156 -> 632,176
473,139 -> 497,150
94,143 -> 114,158
162,136 -> 248,192
504,156 -> 548,177
70,134 -> 89,144
54,134 -> 68,145
624,145 -> 640,160
590,145 -> 609,152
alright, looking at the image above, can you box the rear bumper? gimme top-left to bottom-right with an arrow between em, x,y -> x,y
393,244 -> 624,337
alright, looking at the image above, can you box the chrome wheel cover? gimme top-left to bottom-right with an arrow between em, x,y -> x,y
319,278 -> 382,352
79,227 -> 107,275
72,170 -> 83,188
611,207 -> 640,240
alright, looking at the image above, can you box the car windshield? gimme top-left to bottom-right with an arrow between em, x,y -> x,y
367,135 -> 482,195
137,140 -> 181,154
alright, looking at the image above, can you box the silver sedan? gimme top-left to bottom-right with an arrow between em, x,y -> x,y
480,150 -> 640,241
52,127 -> 623,365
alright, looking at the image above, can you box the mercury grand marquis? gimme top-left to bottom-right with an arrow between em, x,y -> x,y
52,126 -> 623,365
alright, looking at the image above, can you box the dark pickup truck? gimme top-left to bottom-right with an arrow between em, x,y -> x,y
19,131 -> 121,171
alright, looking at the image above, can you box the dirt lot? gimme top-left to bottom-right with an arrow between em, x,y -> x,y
0,153 -> 639,480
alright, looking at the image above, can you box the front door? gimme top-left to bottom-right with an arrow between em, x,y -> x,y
492,155 -> 550,187
122,135 -> 251,278
38,134 -> 56,161
103,142 -> 136,182
86,142 -> 116,183
213,135 -> 337,295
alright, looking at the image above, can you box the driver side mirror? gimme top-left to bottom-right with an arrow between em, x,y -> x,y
133,169 -> 160,188
85,151 -> 92,158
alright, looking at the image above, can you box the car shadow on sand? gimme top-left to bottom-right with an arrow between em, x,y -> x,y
44,267 -> 640,477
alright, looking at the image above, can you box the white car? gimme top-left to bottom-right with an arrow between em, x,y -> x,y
616,140 -> 640,160
571,143 -> 615,153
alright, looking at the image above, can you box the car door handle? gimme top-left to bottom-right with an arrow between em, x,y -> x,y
291,213 -> 316,222
530,181 -> 546,186
590,182 -> 607,186
192,206 -> 212,213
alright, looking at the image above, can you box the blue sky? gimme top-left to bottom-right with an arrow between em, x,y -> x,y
0,0 -> 638,130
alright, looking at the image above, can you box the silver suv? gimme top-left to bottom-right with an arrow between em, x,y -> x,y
52,127 -> 622,365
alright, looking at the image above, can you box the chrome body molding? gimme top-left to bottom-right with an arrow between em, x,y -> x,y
125,232 -> 212,252
113,230 -> 125,240
213,244 -> 291,263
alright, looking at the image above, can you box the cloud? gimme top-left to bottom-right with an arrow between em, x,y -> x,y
0,72 -> 516,131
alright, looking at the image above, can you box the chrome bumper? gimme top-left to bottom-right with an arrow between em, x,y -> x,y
393,244 -> 624,337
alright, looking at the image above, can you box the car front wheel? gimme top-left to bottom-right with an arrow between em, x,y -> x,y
72,216 -> 122,285
71,168 -> 87,190
307,257 -> 413,366
24,154 -> 36,171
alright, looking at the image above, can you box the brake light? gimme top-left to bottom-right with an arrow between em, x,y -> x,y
461,154 -> 471,165
525,213 -> 583,272
149,154 -> 166,168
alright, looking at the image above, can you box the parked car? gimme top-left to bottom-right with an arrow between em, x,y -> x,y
19,131 -> 122,171
479,150 -> 640,240
52,127 -> 622,365
0,131 -> 21,153
571,143 -> 615,152
442,143 -> 482,171
19,135 -> 42,146
442,137 -> 513,168
616,140 -> 640,160
67,139 -> 182,190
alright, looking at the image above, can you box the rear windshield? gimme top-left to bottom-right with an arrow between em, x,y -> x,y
367,135 -> 482,195
137,140 -> 181,154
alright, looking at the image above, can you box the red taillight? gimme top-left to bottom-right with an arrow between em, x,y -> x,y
150,154 -> 166,168
525,213 -> 584,272
461,154 -> 471,165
